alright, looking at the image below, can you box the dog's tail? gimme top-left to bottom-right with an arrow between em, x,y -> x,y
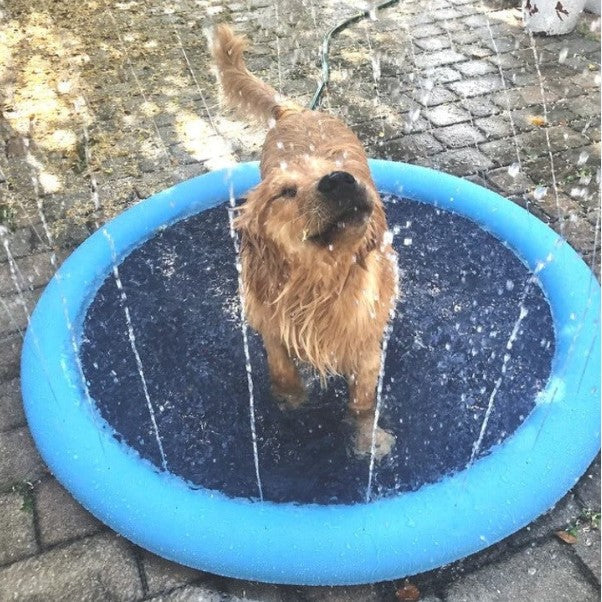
212,24 -> 302,125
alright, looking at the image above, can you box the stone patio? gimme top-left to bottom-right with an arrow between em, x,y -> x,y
0,0 -> 600,599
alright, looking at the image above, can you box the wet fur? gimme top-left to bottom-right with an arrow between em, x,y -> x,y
213,25 -> 398,455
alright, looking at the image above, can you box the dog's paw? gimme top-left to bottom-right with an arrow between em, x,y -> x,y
353,420 -> 395,460
272,385 -> 307,410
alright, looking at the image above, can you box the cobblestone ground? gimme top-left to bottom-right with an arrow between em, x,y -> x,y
0,0 -> 600,599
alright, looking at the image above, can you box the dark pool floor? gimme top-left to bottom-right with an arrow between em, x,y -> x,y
80,195 -> 555,504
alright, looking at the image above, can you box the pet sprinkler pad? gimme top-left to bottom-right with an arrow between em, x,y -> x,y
22,160 -> 600,585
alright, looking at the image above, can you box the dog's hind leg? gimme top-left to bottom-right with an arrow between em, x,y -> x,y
264,335 -> 306,409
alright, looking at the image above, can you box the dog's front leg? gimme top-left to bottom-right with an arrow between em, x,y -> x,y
263,335 -> 306,409
348,352 -> 395,460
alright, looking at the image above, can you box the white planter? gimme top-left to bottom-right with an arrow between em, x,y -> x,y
523,0 -> 587,34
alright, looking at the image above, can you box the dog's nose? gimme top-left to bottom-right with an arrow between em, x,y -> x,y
317,171 -> 357,196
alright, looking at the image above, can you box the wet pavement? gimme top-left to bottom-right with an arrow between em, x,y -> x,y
0,0 -> 600,599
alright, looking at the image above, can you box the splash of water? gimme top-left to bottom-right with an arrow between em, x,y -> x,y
525,28 -> 564,235
366,246 -> 400,502
467,286 -> 531,467
227,180 -> 264,501
102,228 -> 168,470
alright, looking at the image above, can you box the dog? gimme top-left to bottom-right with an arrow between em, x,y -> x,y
212,25 -> 398,459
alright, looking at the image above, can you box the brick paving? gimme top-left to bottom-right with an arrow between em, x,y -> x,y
0,0 -> 600,599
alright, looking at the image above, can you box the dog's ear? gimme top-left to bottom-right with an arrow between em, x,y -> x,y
235,184 -> 289,304
356,201 -> 387,268
232,183 -> 265,235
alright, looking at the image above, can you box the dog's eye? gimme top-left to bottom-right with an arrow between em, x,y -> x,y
280,186 -> 297,198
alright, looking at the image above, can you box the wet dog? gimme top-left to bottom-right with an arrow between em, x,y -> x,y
212,25 -> 398,458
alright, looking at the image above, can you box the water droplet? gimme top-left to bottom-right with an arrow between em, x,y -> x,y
558,47 -> 569,63
403,237 -> 412,246
528,567 -> 537,576
577,151 -> 589,166
508,163 -> 520,178
533,185 -> 547,200
371,55 -> 381,80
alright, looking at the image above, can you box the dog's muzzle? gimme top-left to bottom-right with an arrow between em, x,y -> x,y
317,171 -> 373,223
307,171 -> 373,246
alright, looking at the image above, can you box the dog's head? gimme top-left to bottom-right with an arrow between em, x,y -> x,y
235,157 -> 386,265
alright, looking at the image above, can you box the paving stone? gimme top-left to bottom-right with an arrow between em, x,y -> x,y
431,147 -> 494,175
575,455 -> 601,511
422,66 -> 463,84
449,29 -> 480,44
439,18 -> 465,32
491,83 -> 579,109
0,533 -> 143,601
225,579 -> 300,601
572,118 -> 601,143
147,585 -> 229,601
411,23 -> 444,38
510,106 -> 580,132
0,251 -> 57,296
529,189 -> 583,223
36,478 -> 104,548
0,490 -> 37,566
573,528 -> 601,585
425,102 -> 472,126
0,290 -> 39,338
481,126 -> 591,166
0,228 -> 37,261
455,59 -> 498,77
432,7 -> 463,20
414,36 -> 452,52
354,120 -> 405,146
460,95 -> 501,117
486,52 -> 525,69
570,94 -> 602,120
414,49 -> 467,69
445,539 -> 599,601
0,334 -> 21,383
0,378 -> 24,431
433,123 -> 485,148
523,146 -> 600,197
503,69 -> 543,88
378,133 -> 444,162
133,172 -> 179,200
562,215 -> 598,256
448,74 -> 505,98
0,426 -> 47,489
487,165 -> 536,194
476,115 -> 513,139
507,493 -> 582,549
461,13 -> 491,27
142,552 -> 205,597
458,44 -> 495,59
302,584 -> 383,601
412,86 -> 458,107
482,35 -> 519,54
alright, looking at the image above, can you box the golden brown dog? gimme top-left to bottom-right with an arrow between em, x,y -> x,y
213,25 -> 398,458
